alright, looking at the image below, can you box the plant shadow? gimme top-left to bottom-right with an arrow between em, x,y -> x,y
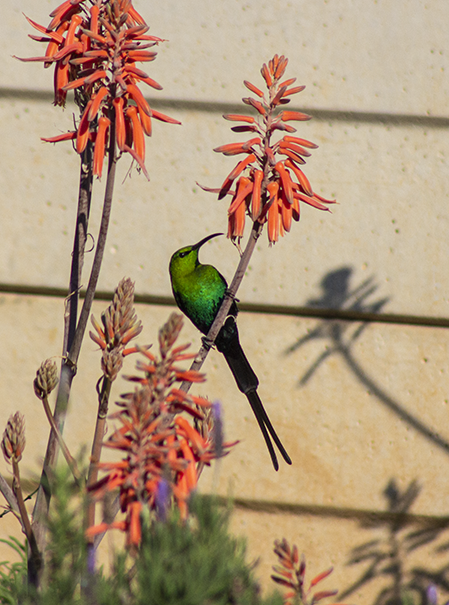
285,266 -> 449,456
285,267 -> 449,603
339,479 -> 449,605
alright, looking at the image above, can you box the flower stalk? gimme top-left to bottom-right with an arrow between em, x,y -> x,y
34,360 -> 81,485
184,55 -> 334,388
86,277 -> 143,537
86,313 -> 235,548
2,413 -> 42,586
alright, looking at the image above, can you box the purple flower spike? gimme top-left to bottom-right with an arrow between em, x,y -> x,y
155,478 -> 171,522
212,400 -> 224,458
427,585 -> 438,605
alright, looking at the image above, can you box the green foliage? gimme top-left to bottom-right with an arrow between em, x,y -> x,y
1,465 -> 87,605
0,475 -> 282,605
92,495 -> 283,605
0,537 -> 27,604
41,464 -> 87,604
132,496 -> 282,605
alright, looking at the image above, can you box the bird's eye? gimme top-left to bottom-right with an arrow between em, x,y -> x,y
179,250 -> 189,258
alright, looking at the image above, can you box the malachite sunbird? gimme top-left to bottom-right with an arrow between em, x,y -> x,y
169,232 -> 291,471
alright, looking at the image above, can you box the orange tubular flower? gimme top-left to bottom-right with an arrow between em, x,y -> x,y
228,176 -> 253,215
126,105 -> 145,161
19,0 -> 181,179
251,169 -> 263,220
211,54 -> 336,243
76,100 -> 92,153
113,97 -> 126,151
267,181 -> 280,243
93,116 -> 110,177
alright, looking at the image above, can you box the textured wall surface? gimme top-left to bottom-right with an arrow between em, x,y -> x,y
0,1 -> 448,602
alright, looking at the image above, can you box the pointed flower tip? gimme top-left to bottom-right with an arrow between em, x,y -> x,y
2,412 -> 26,463
34,359 -> 59,399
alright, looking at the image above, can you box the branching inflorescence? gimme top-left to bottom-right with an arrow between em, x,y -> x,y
272,539 -> 348,605
87,313 -> 235,548
211,54 -> 335,243
18,0 -> 180,178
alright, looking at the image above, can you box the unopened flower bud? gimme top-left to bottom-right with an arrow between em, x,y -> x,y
34,359 -> 59,400
2,412 -> 26,463
101,349 -> 123,381
90,278 -> 143,363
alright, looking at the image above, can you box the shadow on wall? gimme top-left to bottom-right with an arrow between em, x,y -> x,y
285,266 -> 449,457
339,479 -> 449,605
284,267 -> 449,604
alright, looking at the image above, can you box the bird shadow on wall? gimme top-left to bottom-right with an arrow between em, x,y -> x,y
285,266 -> 449,457
338,479 -> 449,605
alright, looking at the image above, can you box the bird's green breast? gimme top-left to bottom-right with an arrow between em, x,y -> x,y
171,264 -> 227,335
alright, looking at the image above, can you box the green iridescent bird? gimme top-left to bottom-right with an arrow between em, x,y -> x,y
169,232 -> 292,471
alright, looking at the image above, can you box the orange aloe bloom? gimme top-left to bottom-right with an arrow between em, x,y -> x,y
87,313 -> 235,546
18,0 -> 180,178
212,54 -> 336,243
271,539 -> 348,605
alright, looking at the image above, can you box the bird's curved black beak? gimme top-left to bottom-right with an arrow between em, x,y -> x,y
192,232 -> 223,250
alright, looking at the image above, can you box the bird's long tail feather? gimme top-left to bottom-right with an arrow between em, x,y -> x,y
216,319 -> 291,470
246,390 -> 292,470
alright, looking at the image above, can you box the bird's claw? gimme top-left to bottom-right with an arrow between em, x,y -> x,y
225,288 -> 239,303
201,336 -> 214,351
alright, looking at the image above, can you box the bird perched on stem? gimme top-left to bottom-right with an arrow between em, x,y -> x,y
169,233 -> 291,471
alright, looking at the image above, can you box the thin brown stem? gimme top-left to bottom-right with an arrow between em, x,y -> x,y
32,121 -> 117,558
93,494 -> 120,550
12,459 -> 42,587
181,117 -> 274,389
65,144 -> 94,355
32,141 -> 94,561
68,122 -> 117,367
41,395 -> 81,484
86,376 -> 112,537
0,473 -> 21,526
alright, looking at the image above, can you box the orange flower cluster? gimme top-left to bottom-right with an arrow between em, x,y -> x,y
213,55 -> 335,243
19,0 -> 180,178
272,539 -> 347,605
87,313 -> 234,547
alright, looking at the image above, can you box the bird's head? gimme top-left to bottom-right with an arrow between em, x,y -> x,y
169,233 -> 223,279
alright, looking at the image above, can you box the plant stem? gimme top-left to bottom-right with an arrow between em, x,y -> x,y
41,395 -> 81,485
32,121 -> 117,554
32,141 -> 93,559
68,124 -> 117,368
77,129 -> 117,550
12,459 -> 41,587
93,494 -> 120,550
65,147 -> 94,355
0,473 -> 20,519
86,376 -> 112,536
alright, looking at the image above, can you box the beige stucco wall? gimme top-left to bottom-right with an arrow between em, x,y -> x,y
1,1 -> 449,602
